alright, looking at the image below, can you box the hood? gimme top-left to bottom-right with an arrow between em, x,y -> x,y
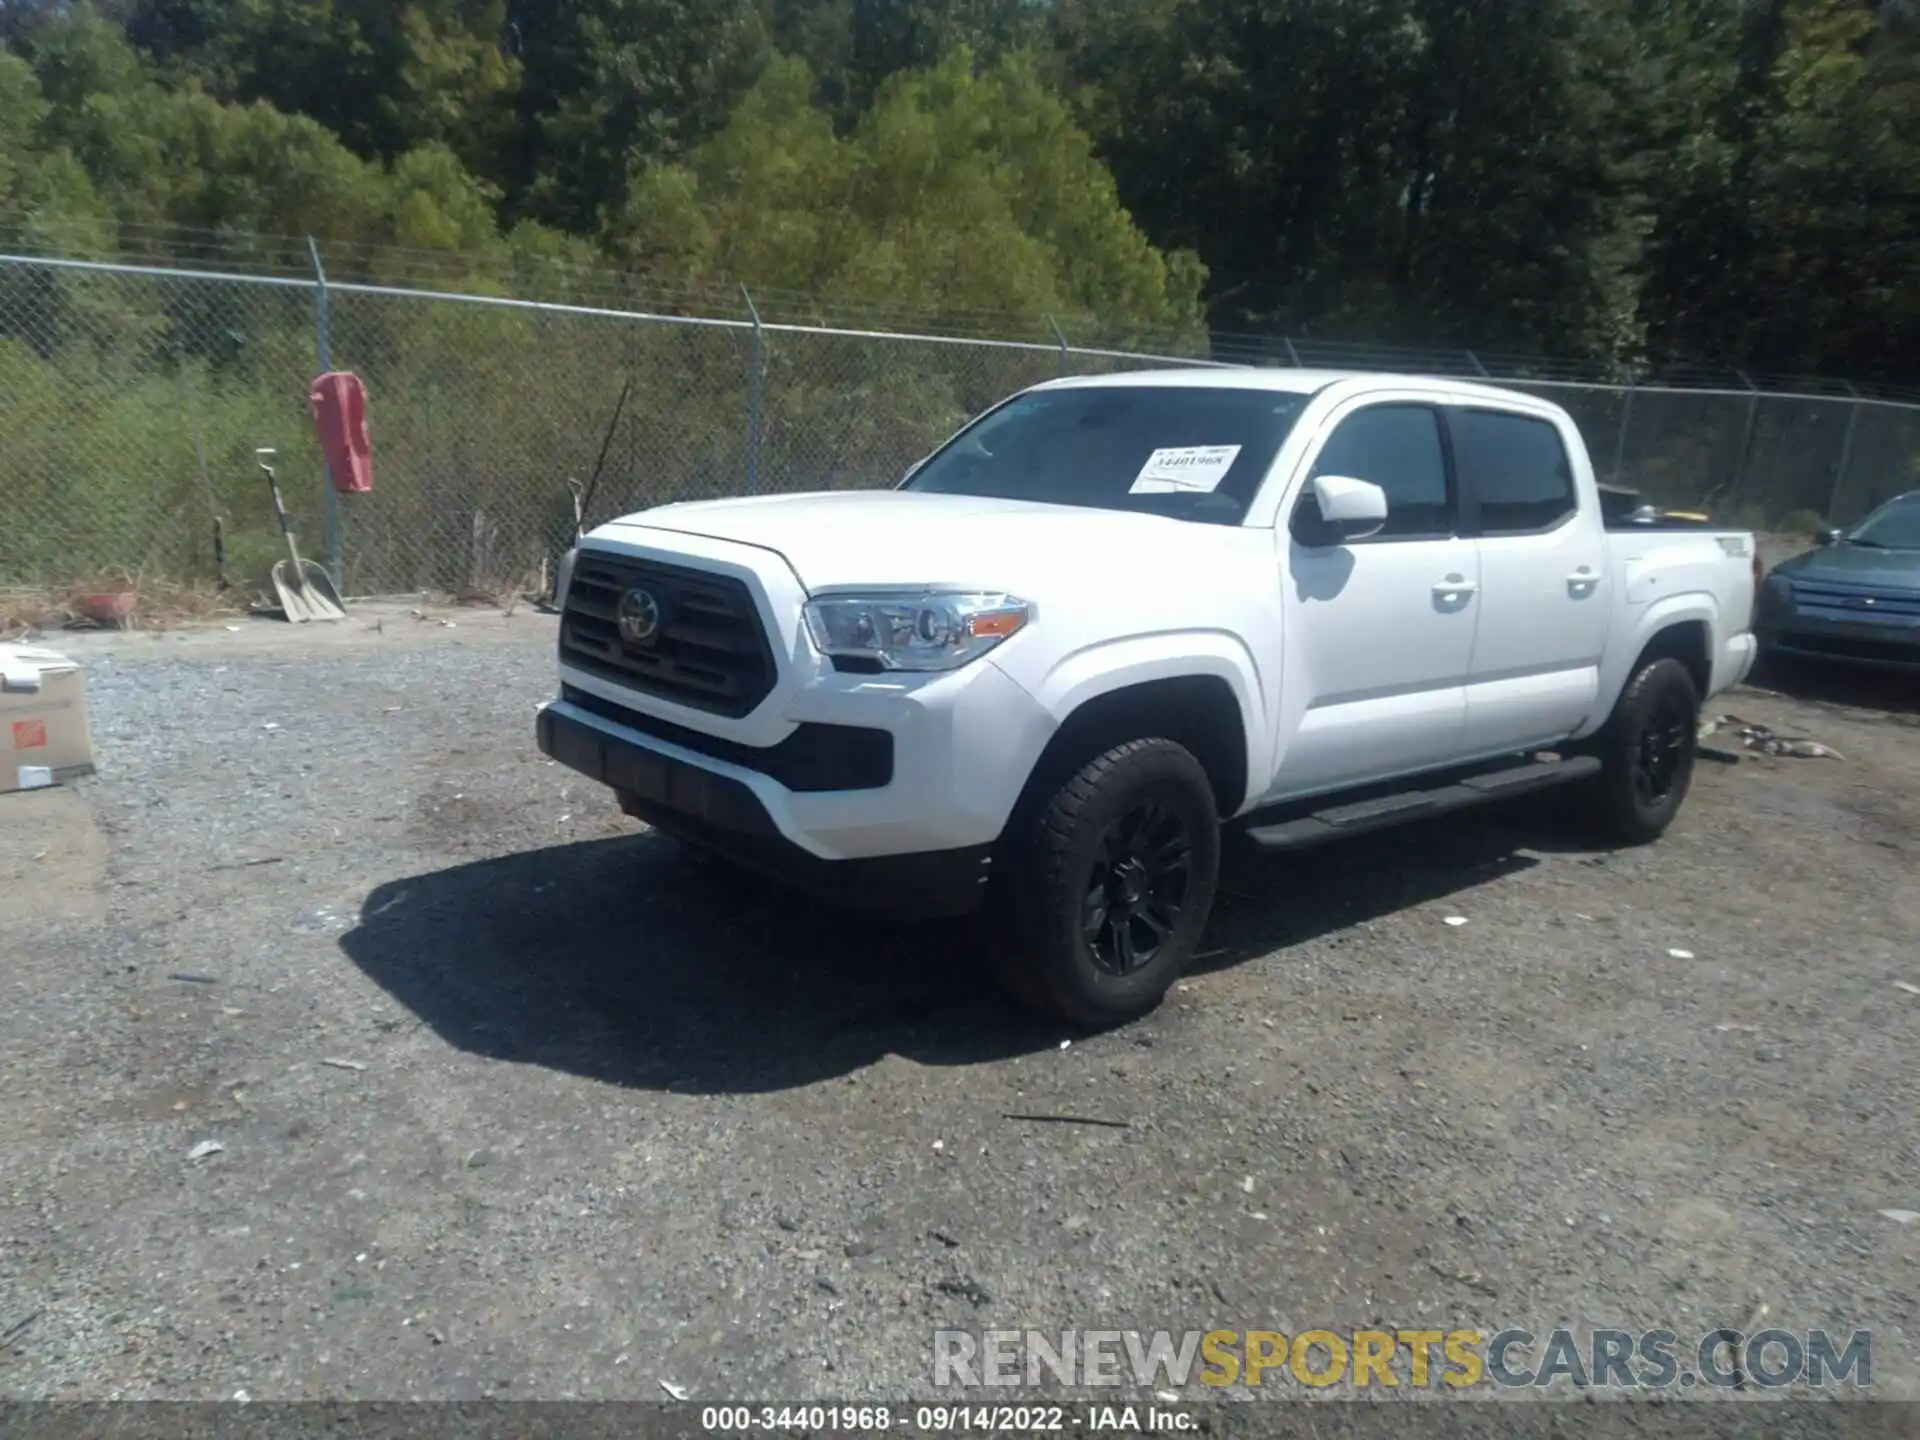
1775,541 -> 1920,590
602,489 -> 1252,594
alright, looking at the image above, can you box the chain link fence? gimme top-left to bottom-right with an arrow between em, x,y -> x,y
3,249 -> 1918,599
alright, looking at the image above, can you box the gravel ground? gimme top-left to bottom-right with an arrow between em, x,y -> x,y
2,604 -> 1916,1404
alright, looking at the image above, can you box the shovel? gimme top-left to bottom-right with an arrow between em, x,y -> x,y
258,448 -> 346,623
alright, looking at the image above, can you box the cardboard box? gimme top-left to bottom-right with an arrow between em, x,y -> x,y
1,645 -> 96,794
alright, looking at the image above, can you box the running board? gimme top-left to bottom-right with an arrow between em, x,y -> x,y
1242,755 -> 1601,853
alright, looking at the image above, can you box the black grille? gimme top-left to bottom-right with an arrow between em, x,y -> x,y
1779,632 -> 1920,665
563,686 -> 892,792
561,551 -> 777,717
1790,581 -> 1920,620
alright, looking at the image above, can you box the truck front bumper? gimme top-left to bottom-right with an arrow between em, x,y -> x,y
1756,619 -> 1920,672
1755,579 -> 1920,671
537,700 -> 996,918
538,647 -> 1059,917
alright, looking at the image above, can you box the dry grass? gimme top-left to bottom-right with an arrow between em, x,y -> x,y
430,562 -> 551,616
0,568 -> 241,642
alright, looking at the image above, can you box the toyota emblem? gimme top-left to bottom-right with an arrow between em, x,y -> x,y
617,588 -> 663,646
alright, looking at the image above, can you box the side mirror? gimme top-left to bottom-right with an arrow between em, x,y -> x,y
1294,474 -> 1388,546
1815,526 -> 1843,547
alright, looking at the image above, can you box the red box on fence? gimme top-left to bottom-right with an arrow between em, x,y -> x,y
309,371 -> 373,493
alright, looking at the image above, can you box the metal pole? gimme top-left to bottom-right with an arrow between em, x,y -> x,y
1830,384 -> 1862,523
1728,371 -> 1762,515
1611,385 -> 1634,487
1464,349 -> 1490,378
742,284 -> 765,493
307,236 -> 344,590
1046,314 -> 1070,377
1281,337 -> 1301,367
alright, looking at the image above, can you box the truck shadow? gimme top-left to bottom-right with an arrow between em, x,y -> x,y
1198,807 -> 1549,975
338,808 -> 1568,1095
338,832 -> 1058,1095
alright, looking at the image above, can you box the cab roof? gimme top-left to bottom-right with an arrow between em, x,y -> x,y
1032,366 -> 1554,408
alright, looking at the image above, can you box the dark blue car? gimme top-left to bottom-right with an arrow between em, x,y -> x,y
1756,490 -> 1920,671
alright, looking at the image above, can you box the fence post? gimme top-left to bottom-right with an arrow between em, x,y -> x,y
1727,370 -> 1762,516
1046,314 -> 1070,377
741,284 -> 765,493
306,236 -> 344,591
1830,383 -> 1861,523
1611,384 -> 1634,487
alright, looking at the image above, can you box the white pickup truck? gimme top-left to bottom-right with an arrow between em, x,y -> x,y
539,369 -> 1761,1024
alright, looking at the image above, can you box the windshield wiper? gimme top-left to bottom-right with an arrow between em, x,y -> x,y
1844,536 -> 1887,548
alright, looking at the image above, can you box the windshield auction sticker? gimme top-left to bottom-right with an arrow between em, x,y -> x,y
1130,445 -> 1242,494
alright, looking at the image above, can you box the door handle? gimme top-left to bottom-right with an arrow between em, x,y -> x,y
1433,576 -> 1478,600
1566,568 -> 1599,593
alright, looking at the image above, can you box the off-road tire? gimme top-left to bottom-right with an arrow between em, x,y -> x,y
992,738 -> 1220,1027
1582,656 -> 1700,845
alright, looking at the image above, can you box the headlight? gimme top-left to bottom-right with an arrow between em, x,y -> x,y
803,590 -> 1031,672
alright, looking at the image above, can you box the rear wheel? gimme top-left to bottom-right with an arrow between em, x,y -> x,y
992,738 -> 1220,1027
1582,656 -> 1700,844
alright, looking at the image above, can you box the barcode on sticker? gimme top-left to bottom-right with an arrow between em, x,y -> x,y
13,718 -> 48,749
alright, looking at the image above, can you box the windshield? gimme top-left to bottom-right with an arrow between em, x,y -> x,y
902,385 -> 1310,525
1847,493 -> 1920,550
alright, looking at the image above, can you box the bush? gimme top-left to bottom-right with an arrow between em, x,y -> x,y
1780,508 -> 1828,537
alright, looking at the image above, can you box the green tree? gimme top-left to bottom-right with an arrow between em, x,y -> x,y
0,50 -> 51,202
502,0 -> 772,230
114,0 -> 519,172
1053,0 -> 1649,359
1638,0 -> 1920,377
3,0 -> 1916,382
607,50 -> 1205,340
763,0 -> 1047,117
2,8 -> 561,268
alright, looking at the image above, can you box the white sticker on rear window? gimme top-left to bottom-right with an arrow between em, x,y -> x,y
1129,445 -> 1242,495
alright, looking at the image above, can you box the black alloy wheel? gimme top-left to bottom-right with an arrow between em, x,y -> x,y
1582,655 -> 1699,845
1632,686 -> 1695,807
993,738 -> 1221,1027
1082,798 -> 1194,976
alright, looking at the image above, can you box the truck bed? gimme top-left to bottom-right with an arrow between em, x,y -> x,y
1598,482 -> 1723,531
1605,514 -> 1721,531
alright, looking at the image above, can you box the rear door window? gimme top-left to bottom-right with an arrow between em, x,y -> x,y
1449,409 -> 1577,534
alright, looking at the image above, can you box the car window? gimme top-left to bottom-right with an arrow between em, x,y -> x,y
1449,409 -> 1577,533
1848,493 -> 1920,550
904,386 -> 1310,526
1304,404 -> 1451,538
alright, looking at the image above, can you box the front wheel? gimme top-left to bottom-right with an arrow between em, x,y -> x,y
1581,656 -> 1700,844
993,738 -> 1221,1027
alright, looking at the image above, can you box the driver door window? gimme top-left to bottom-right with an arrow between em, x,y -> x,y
1293,404 -> 1454,539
